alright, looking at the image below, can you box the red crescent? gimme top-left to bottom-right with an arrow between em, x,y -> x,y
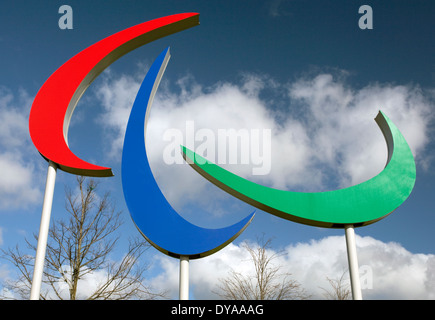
29,13 -> 199,177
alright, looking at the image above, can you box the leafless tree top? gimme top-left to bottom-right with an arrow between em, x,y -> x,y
1,176 -> 165,300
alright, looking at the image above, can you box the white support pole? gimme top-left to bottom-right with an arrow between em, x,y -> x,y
179,256 -> 189,300
30,161 -> 57,300
344,224 -> 362,300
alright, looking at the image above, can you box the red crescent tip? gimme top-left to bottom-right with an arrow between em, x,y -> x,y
29,13 -> 200,177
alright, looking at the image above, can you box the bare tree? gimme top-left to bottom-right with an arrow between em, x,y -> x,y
1,176 -> 165,300
320,271 -> 351,300
214,236 -> 310,300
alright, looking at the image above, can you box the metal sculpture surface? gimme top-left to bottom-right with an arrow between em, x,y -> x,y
182,111 -> 416,228
122,47 -> 254,259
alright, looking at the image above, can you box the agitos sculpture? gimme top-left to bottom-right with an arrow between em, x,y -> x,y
27,9 -> 416,301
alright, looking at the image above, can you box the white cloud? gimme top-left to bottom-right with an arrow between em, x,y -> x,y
0,87 -> 42,209
289,74 -> 433,187
94,69 -> 142,158
147,235 -> 435,300
94,69 -> 433,213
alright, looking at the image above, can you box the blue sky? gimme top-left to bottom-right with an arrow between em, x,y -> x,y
0,0 -> 434,299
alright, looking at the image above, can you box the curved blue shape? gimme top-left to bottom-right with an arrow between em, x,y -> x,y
121,47 -> 254,259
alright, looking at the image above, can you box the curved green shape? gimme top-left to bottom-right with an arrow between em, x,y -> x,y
181,111 -> 416,228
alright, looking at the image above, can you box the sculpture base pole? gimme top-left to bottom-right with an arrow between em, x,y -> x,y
345,224 -> 362,300
30,161 -> 57,300
179,256 -> 189,300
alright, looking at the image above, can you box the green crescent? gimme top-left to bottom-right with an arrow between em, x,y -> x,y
181,111 -> 416,228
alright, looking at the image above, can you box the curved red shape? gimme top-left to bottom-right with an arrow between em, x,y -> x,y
29,13 -> 199,177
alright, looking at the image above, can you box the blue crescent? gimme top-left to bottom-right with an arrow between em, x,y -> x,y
121,48 -> 255,259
